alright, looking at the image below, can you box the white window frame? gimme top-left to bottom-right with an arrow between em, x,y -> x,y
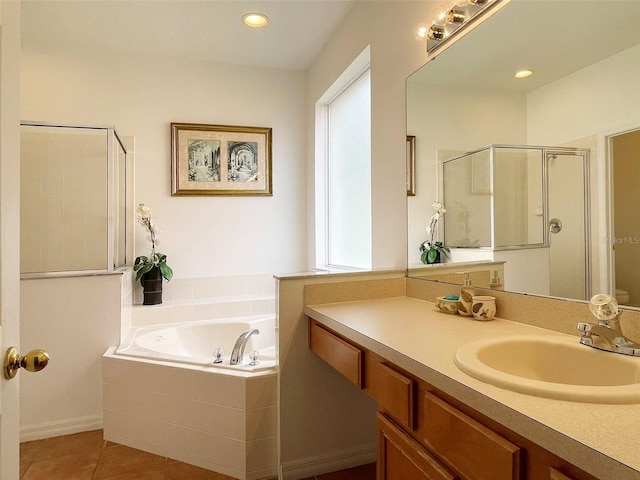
314,46 -> 371,269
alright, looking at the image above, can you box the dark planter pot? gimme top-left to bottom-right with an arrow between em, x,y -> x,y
142,266 -> 163,305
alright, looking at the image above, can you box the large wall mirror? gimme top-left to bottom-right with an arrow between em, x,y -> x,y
407,0 -> 640,307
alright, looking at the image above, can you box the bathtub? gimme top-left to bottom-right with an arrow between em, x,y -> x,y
115,314 -> 276,372
103,313 -> 278,479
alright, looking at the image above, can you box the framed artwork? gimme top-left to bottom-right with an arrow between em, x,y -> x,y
171,123 -> 272,196
406,135 -> 416,196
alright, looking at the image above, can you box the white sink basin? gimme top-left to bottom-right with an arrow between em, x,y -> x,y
455,335 -> 640,403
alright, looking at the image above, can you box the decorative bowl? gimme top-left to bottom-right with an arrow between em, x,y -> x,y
436,296 -> 460,315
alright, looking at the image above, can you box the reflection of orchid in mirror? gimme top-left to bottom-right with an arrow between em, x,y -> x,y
420,202 -> 449,264
426,201 -> 446,246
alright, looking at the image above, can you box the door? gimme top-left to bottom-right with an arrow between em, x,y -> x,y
611,128 -> 640,307
546,151 -> 590,300
0,1 -> 23,477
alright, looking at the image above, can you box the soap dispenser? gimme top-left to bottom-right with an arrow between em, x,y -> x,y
457,272 -> 475,316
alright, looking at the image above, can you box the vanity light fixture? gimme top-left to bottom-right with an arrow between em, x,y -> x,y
515,69 -> 533,78
426,0 -> 501,53
242,13 -> 269,28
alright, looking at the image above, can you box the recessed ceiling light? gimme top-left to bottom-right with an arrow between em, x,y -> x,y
515,69 -> 533,79
242,13 -> 269,28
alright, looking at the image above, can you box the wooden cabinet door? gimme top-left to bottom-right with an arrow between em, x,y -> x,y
422,392 -> 521,480
378,413 -> 458,480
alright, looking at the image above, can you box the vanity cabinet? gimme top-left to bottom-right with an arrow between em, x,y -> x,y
308,318 -> 598,480
378,412 -> 457,480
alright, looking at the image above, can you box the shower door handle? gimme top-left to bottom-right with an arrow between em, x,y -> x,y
549,218 -> 563,234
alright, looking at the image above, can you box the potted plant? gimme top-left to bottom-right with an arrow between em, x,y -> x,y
419,201 -> 450,264
134,204 -> 173,305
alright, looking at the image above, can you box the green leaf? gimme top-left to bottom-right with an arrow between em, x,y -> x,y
427,248 -> 438,264
133,256 -> 148,270
135,262 -> 154,282
159,263 -> 173,282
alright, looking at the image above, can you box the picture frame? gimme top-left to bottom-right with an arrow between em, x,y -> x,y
406,135 -> 416,196
171,122 -> 272,196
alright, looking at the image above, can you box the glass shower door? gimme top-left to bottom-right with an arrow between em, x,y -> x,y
546,151 -> 590,300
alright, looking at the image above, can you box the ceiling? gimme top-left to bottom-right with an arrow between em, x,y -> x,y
21,0 -> 356,71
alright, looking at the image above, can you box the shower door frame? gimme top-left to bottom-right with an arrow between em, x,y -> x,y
19,122 -> 129,278
544,147 -> 591,301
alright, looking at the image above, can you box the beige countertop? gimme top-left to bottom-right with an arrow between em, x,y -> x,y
304,296 -> 640,480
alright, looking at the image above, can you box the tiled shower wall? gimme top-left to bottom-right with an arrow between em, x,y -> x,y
20,127 -> 109,273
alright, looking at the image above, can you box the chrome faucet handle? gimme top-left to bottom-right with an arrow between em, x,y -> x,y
248,350 -> 259,366
589,294 -> 619,324
213,347 -> 224,364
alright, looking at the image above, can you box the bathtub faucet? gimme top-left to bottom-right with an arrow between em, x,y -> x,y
230,329 -> 260,365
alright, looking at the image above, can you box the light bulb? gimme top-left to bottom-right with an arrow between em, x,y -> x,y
515,69 -> 533,78
242,13 -> 269,28
413,22 -> 431,40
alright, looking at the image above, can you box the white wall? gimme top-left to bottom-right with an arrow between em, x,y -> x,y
21,46 -> 308,278
20,275 -> 122,440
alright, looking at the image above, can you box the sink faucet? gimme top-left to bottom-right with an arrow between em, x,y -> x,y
230,329 -> 260,365
577,294 -> 640,356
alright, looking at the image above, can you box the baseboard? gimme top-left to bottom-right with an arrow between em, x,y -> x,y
280,445 -> 376,480
20,414 -> 103,442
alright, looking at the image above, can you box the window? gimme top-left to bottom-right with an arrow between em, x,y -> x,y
315,47 -> 371,269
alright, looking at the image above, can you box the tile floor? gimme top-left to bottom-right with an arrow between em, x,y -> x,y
19,429 -> 375,480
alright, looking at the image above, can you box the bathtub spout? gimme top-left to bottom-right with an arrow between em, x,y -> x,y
230,329 -> 260,365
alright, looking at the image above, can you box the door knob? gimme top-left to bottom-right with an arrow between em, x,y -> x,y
549,218 -> 563,234
4,347 -> 49,379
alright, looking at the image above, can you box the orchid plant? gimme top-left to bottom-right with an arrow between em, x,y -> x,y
419,201 -> 450,264
133,204 -> 174,283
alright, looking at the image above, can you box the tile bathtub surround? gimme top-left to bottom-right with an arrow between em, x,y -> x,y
131,294 -> 276,327
102,351 -> 278,480
133,273 -> 276,306
131,274 -> 276,327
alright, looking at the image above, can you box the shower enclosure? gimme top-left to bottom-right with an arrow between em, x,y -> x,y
20,123 -> 132,275
442,145 -> 590,300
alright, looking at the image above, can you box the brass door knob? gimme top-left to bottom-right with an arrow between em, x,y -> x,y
4,347 -> 49,379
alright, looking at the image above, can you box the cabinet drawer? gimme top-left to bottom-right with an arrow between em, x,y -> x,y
378,413 -> 458,480
309,319 -> 363,388
423,392 -> 520,480
370,362 -> 415,431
